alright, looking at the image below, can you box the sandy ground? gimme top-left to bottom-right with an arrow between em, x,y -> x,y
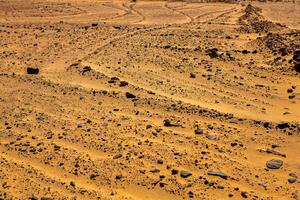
0,0 -> 299,199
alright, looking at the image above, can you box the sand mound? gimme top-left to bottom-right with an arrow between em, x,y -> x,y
251,32 -> 300,52
238,4 -> 286,33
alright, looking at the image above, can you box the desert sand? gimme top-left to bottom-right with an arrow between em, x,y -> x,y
0,0 -> 299,199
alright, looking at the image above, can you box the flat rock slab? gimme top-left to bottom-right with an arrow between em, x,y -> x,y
207,170 -> 228,179
266,159 -> 283,169
206,134 -> 217,140
180,170 -> 192,178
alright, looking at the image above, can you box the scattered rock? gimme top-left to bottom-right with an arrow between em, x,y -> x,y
27,67 -> 39,74
194,127 -> 204,135
108,77 -> 120,83
206,134 -> 217,140
190,73 -> 196,78
206,48 -> 219,58
288,177 -> 297,184
115,174 -> 123,180
207,170 -> 228,179
157,159 -> 163,164
70,181 -> 75,187
125,92 -> 136,99
279,47 -> 288,56
150,168 -> 160,173
266,159 -> 283,169
180,170 -> 192,178
171,169 -> 178,175
276,122 -> 290,129
241,191 -> 248,198
293,50 -> 300,62
258,148 -> 286,157
294,63 -> 300,73
163,119 -> 181,127
113,153 -> 122,159
119,81 -> 128,87
82,66 -> 91,73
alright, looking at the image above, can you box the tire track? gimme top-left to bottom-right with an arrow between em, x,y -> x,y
125,2 -> 146,24
195,7 -> 238,23
164,2 -> 194,24
100,2 -> 131,21
81,24 -> 169,61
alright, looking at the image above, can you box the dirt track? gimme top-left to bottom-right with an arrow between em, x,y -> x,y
0,0 -> 299,199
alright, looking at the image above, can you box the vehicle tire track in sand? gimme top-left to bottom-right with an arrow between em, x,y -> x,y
126,2 -> 146,24
195,7 -> 238,23
81,24 -> 169,61
100,2 -> 131,21
164,2 -> 193,24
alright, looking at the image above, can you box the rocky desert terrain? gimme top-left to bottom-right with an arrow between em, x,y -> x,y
0,0 -> 299,199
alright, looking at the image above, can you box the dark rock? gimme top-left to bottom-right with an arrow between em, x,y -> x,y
91,23 -> 98,27
29,195 -> 38,200
113,25 -> 122,29
171,169 -> 178,175
27,67 -> 39,74
190,73 -> 196,78
157,159 -> 163,164
163,119 -> 181,127
242,50 -> 249,54
113,153 -> 122,159
279,47 -> 288,56
288,177 -> 297,183
294,63 -> 300,73
277,122 -> 290,129
241,191 -> 248,198
207,124 -> 214,130
150,168 -> 160,173
289,173 -> 297,178
70,181 -> 75,187
206,134 -> 217,140
82,66 -> 91,73
119,81 -> 128,87
258,148 -> 286,157
90,174 -> 98,179
266,159 -> 283,169
207,170 -> 228,179
41,197 -> 53,200
109,77 -> 120,83
194,127 -> 203,135
180,170 -> 192,178
115,174 -> 122,180
263,122 -> 270,128
125,92 -> 136,99
206,48 -> 219,58
289,94 -> 296,99
293,50 -> 300,62
188,191 -> 194,198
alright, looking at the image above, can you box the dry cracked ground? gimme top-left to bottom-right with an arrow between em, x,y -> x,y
0,0 -> 300,199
